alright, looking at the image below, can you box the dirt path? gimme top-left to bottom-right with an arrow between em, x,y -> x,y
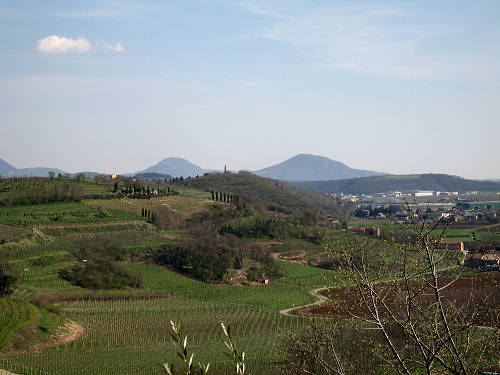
0,370 -> 19,375
34,319 -> 85,351
278,264 -> 466,318
279,287 -> 329,317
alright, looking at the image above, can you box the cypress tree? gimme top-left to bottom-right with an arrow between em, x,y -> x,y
211,191 -> 214,201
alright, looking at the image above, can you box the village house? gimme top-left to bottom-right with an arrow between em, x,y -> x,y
101,174 -> 117,180
436,241 -> 464,252
464,253 -> 500,270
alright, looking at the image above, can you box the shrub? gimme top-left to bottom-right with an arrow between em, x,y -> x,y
60,258 -> 142,289
0,261 -> 18,296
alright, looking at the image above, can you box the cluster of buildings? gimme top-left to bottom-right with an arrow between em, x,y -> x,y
336,190 -> 463,202
463,253 -> 500,271
434,241 -> 499,271
441,208 -> 496,223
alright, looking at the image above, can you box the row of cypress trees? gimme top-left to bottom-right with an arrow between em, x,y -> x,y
141,208 -> 156,222
210,191 -> 240,204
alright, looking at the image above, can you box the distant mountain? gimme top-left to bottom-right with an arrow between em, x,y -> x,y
296,174 -> 500,195
254,154 -> 381,181
12,167 -> 67,177
0,158 -> 16,176
135,157 -> 204,178
0,158 -> 68,177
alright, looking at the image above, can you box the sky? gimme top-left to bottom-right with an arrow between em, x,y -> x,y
1,0 -> 499,178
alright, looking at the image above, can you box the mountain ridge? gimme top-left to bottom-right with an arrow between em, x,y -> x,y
296,174 -> 500,194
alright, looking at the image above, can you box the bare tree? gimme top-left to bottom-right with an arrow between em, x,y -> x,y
285,204 -> 500,375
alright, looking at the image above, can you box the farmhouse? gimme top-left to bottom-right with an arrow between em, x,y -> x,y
464,253 -> 500,270
436,241 -> 464,251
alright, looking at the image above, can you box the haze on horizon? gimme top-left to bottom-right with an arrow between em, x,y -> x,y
1,0 -> 500,179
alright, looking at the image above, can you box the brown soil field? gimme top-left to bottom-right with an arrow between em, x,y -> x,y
299,272 -> 500,326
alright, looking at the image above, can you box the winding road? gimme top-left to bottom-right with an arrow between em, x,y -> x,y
279,287 -> 329,316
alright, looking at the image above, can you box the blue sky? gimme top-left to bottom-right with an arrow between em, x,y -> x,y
1,0 -> 499,178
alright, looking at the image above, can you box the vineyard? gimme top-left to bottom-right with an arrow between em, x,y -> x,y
1,183 -> 496,375
0,202 -> 138,227
0,255 -> 337,374
0,201 -> 340,374
0,225 -> 29,244
0,299 -> 37,350
85,195 -> 213,219
1,298 -> 308,374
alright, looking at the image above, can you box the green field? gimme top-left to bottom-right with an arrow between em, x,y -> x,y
430,228 -> 474,237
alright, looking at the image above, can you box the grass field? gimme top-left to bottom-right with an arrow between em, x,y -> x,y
476,231 -> 500,245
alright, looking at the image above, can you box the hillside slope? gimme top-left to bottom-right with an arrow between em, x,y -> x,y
254,154 -> 381,181
180,171 -> 341,214
296,174 -> 500,194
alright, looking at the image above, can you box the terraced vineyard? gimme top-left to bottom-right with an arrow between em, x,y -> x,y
0,225 -> 29,243
0,299 -> 37,350
85,195 -> 213,219
0,202 -> 138,227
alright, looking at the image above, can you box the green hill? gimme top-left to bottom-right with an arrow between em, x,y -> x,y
179,171 -> 341,214
296,174 -> 500,194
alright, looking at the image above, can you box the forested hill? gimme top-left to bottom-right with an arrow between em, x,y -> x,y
295,174 -> 500,194
179,171 -> 342,215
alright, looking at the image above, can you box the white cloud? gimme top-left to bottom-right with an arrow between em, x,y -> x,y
96,41 -> 125,53
34,36 -> 125,54
34,35 -> 92,54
